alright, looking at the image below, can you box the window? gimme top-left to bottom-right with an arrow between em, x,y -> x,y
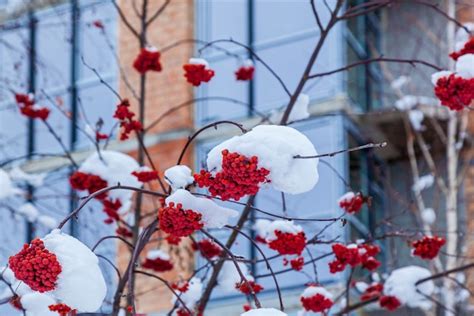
194,0 -> 345,126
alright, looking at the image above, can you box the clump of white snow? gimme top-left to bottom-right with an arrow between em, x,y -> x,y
42,229 -> 107,312
270,94 -> 310,123
301,285 -> 333,299
0,168 -> 22,199
390,76 -> 410,90
412,174 -> 434,193
218,261 -> 252,293
263,220 -> 303,241
9,166 -> 46,187
21,292 -> 57,316
354,281 -> 369,292
164,165 -> 194,191
338,191 -> 355,204
37,215 -> 58,230
421,208 -> 436,225
408,110 -> 425,131
431,71 -> 454,85
454,23 -> 474,51
455,54 -> 474,79
253,219 -> 271,239
241,308 -> 288,316
18,203 -> 39,222
146,249 -> 170,261
383,265 -> 434,310
79,150 -> 140,212
172,277 -> 202,311
166,189 -> 238,228
189,57 -> 210,68
207,125 -> 319,194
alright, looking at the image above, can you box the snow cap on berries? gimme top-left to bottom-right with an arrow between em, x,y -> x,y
383,265 -> 434,310
241,308 -> 287,316
165,189 -> 238,228
206,125 -> 319,194
300,285 -> 334,313
164,165 -> 194,191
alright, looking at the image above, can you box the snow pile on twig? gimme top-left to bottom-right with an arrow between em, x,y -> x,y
0,168 -> 22,199
264,220 -> 303,241
455,54 -> 474,79
412,174 -> 434,193
390,76 -> 410,90
253,219 -> 271,239
164,165 -> 194,191
18,203 -> 39,222
270,94 -> 310,123
454,23 -> 473,51
217,261 -> 252,293
9,166 -> 46,187
421,208 -> 436,225
207,125 -> 319,194
408,110 -> 425,131
241,308 -> 288,316
79,150 -> 140,211
172,277 -> 203,311
383,265 -> 434,310
166,189 -> 238,228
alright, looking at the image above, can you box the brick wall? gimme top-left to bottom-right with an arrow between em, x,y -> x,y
116,0 -> 195,313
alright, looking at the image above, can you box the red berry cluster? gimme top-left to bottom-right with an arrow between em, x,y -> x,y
235,65 -> 255,81
133,48 -> 162,74
243,304 -> 252,312
171,280 -> 189,292
158,202 -> 203,237
142,257 -> 174,272
166,235 -> 182,245
15,93 -> 50,120
177,308 -> 192,316
69,171 -> 108,199
300,292 -> 334,313
434,74 -> 474,111
8,239 -> 62,292
283,256 -> 304,271
116,226 -> 133,238
49,303 -> 76,316
235,280 -> 264,295
450,37 -> 474,60
183,63 -> 215,86
412,236 -> 446,260
132,169 -> 159,182
379,295 -> 401,311
102,198 -> 122,224
194,150 -> 270,201
268,231 -> 306,255
339,193 -> 365,214
113,99 -> 143,140
360,283 -> 383,301
192,239 -> 222,259
329,243 -> 380,273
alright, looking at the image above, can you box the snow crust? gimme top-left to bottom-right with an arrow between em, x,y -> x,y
164,165 -> 194,191
383,265 -> 434,310
455,54 -> 474,79
166,189 -> 238,228
264,220 -> 303,241
43,229 -> 106,312
301,286 -> 333,299
241,308 -> 288,316
79,151 -> 140,211
207,125 -> 319,194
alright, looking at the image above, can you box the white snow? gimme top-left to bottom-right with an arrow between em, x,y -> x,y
454,23 -> 473,51
79,151 -> 140,212
264,220 -> 303,241
270,94 -> 310,123
164,165 -> 194,191
301,286 -> 333,299
42,229 -> 106,312
166,189 -> 238,229
9,166 -> 46,187
241,308 -> 288,316
207,125 -> 319,194
21,292 -> 57,316
144,45 -> 158,53
383,265 -> 434,310
390,76 -> 410,90
0,267 -> 15,285
412,174 -> 434,193
253,219 -> 271,239
421,208 -> 436,225
217,261 -> 252,293
431,71 -> 453,85
408,110 -> 425,131
37,215 -> 58,230
146,249 -> 170,261
172,277 -> 202,310
189,58 -> 209,68
354,281 -> 369,293
455,54 -> 474,79
0,168 -> 22,199
18,203 -> 39,222
395,95 -> 418,111
243,59 -> 254,67
338,191 -> 355,204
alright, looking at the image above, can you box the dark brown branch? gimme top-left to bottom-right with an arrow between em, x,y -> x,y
294,142 -> 387,159
111,0 -> 140,39
146,0 -> 171,26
